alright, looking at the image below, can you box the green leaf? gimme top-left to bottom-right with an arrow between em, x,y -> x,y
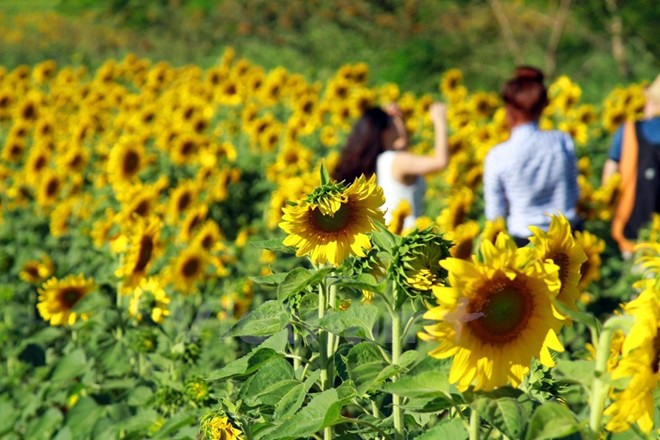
241,358 -> 295,405
473,397 -> 525,439
225,300 -> 291,337
250,238 -> 294,252
277,267 -> 333,302
415,417 -> 468,440
320,303 -> 378,339
371,223 -> 399,250
151,411 -> 196,439
320,162 -> 330,185
51,349 -> 87,382
345,342 -> 387,396
207,330 -> 288,381
333,273 -> 381,293
525,402 -> 581,440
555,359 -> 596,389
26,408 -> 63,439
274,370 -> 321,420
251,272 -> 289,287
555,301 -> 602,335
64,397 -> 105,438
262,389 -> 346,440
0,400 -> 20,435
381,370 -> 450,398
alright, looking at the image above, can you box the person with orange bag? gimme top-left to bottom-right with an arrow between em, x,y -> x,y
602,74 -> 660,257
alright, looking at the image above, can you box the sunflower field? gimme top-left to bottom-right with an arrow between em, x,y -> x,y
1,46 -> 659,440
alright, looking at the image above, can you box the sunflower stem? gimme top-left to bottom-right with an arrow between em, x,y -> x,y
469,408 -> 480,440
317,279 -> 332,440
293,329 -> 302,373
391,283 -> 404,439
588,315 -> 634,438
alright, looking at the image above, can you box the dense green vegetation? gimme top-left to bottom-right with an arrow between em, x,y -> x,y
1,0 -> 658,99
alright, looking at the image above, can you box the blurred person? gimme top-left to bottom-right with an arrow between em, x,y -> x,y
602,74 -> 660,256
484,68 -> 580,246
332,102 -> 449,229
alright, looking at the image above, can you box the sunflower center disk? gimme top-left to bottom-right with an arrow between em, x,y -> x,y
469,282 -> 533,345
60,288 -> 82,308
309,203 -> 352,234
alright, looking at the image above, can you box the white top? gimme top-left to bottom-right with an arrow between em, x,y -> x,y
376,151 -> 426,229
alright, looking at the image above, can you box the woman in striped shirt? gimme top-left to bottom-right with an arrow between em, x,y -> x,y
483,68 -> 580,246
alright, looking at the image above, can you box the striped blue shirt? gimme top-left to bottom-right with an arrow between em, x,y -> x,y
484,123 -> 579,237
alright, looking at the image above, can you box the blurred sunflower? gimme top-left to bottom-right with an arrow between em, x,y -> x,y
528,215 -> 587,310
436,187 -> 474,232
167,246 -> 208,294
605,286 -> 660,434
37,274 -> 96,326
574,230 -> 605,291
280,174 -> 385,266
167,180 -> 200,221
446,221 -> 480,260
36,169 -> 62,207
115,216 -> 162,293
481,217 -> 507,245
107,138 -> 147,184
419,234 -> 565,391
24,144 -> 51,182
388,200 -> 412,236
193,220 -> 225,252
19,254 -> 55,284
129,276 -> 171,324
178,204 -> 208,243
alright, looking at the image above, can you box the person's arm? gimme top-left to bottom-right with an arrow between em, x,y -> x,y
601,125 -> 624,186
391,102 -> 448,180
484,153 -> 507,220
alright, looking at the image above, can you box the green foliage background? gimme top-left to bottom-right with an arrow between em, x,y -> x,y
1,0 -> 658,100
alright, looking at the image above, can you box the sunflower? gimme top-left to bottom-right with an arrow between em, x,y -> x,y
200,413 -> 244,440
129,277 -> 171,324
605,286 -> 660,434
57,145 -> 88,175
391,228 -> 452,300
24,144 -> 51,182
50,199 -> 75,237
36,169 -> 63,207
167,180 -> 200,221
37,274 -> 96,326
167,246 -> 208,294
435,187 -> 474,232
574,230 -> 605,291
528,215 -> 587,310
192,220 -> 225,252
115,216 -> 162,293
388,200 -> 412,236
178,204 -> 208,243
19,254 -> 55,284
279,174 -> 385,266
2,135 -> 26,163
419,234 -> 565,391
446,221 -> 480,260
481,217 -> 507,245
107,138 -> 146,184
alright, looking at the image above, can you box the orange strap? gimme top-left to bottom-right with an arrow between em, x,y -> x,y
611,121 -> 638,253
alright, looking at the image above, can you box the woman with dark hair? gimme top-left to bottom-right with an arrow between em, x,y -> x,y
332,102 -> 449,229
484,68 -> 579,246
